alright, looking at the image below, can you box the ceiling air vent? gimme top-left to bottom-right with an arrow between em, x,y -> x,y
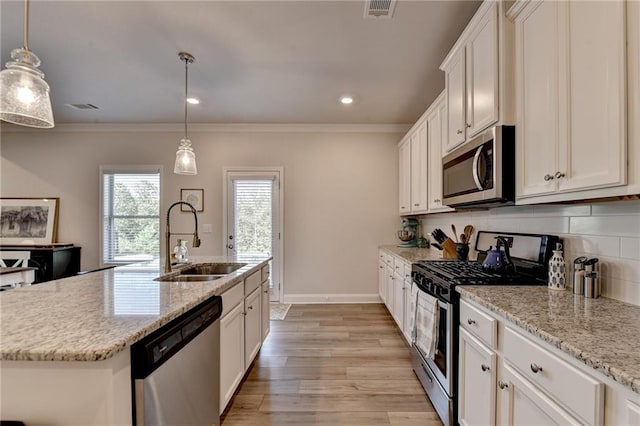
66,103 -> 100,110
364,0 -> 396,19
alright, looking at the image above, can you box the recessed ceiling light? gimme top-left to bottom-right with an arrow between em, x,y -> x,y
187,97 -> 200,105
340,96 -> 354,105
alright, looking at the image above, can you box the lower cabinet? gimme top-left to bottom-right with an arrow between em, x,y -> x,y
261,281 -> 270,340
379,249 -> 415,345
403,276 -> 414,343
220,301 -> 245,411
378,260 -> 386,304
244,287 -> 262,368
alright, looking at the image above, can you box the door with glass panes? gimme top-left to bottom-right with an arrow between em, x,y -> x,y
224,169 -> 282,302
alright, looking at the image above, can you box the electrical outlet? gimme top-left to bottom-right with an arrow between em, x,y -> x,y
202,224 -> 213,233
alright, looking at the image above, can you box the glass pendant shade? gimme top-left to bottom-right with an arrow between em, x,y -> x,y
174,138 -> 198,175
0,48 -> 54,128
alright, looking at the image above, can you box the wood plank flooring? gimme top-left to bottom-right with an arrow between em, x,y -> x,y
221,303 -> 442,426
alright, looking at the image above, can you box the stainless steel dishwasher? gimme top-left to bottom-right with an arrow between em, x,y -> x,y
131,296 -> 222,425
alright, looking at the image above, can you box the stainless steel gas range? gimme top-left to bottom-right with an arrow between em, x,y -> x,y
410,231 -> 560,426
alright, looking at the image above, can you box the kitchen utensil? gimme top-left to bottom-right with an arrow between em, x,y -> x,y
397,230 -> 415,242
431,228 -> 449,244
460,234 -> 467,244
464,225 -> 474,242
451,224 -> 459,242
572,256 -> 588,295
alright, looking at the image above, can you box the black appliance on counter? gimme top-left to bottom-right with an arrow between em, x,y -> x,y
0,245 -> 81,283
410,231 -> 559,426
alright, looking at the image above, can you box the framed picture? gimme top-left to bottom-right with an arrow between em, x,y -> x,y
0,198 -> 59,245
180,189 -> 204,212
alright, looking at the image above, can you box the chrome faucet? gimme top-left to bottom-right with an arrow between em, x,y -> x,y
165,201 -> 201,273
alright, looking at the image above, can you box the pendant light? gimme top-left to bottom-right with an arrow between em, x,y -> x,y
0,0 -> 54,128
174,52 -> 197,175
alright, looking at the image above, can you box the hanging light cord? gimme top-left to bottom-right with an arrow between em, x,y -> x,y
183,57 -> 189,140
23,0 -> 30,51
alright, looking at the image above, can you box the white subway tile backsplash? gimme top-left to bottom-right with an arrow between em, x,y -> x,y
621,238 -> 640,260
422,199 -> 640,306
570,216 -> 640,237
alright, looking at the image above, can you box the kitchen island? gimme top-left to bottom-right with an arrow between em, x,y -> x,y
0,255 -> 270,425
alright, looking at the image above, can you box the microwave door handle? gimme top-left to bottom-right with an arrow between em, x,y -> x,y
472,145 -> 485,190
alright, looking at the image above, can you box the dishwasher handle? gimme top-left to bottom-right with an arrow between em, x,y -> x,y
131,296 -> 222,379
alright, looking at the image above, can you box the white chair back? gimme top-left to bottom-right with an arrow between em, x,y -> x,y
0,251 -> 31,268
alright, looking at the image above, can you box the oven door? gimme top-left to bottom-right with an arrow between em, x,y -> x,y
412,284 -> 454,396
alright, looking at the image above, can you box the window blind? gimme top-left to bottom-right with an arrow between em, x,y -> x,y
102,171 -> 160,264
233,179 -> 273,256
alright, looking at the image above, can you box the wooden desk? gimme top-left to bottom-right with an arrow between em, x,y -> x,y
0,267 -> 36,287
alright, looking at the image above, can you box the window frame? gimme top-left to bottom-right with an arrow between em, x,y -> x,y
99,165 -> 163,267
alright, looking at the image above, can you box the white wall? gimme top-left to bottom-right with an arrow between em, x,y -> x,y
422,201 -> 640,306
0,125 -> 402,300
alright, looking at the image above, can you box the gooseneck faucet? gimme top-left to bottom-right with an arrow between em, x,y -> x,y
165,201 -> 201,273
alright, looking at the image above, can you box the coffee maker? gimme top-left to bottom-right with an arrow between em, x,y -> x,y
397,218 -> 419,248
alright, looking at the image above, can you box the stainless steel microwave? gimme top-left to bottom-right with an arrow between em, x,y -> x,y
442,125 -> 515,208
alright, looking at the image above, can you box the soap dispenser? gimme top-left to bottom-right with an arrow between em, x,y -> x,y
548,242 -> 566,290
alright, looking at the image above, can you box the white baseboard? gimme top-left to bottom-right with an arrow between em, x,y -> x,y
283,293 -> 382,304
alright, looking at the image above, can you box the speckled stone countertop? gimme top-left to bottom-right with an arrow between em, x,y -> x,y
0,255 -> 270,362
458,286 -> 640,395
379,245 -> 443,262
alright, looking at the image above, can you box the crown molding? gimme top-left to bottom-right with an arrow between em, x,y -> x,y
1,122 -> 411,134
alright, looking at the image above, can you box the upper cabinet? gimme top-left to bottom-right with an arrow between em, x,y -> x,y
509,0 -> 639,204
441,1 -> 514,153
427,92 -> 455,213
410,120 -> 429,213
398,136 -> 412,214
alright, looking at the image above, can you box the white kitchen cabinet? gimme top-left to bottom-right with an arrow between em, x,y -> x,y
627,400 -> 640,425
385,264 -> 394,313
511,0 -> 627,203
410,120 -> 429,213
220,301 -> 245,411
427,92 -> 455,213
378,259 -> 386,304
441,1 -> 510,151
398,137 -> 411,214
392,270 -> 404,329
261,281 -> 270,340
459,327 -> 497,426
403,275 -> 413,344
244,286 -> 262,368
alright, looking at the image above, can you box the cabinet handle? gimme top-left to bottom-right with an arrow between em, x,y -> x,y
544,174 -> 555,181
414,203 -> 420,207
481,364 -> 490,372
248,305 -> 253,310
379,266 -> 384,269
456,129 -> 463,135
498,380 -> 509,390
401,206 -> 406,209
554,171 -> 566,179
263,290 -> 269,294
467,318 -> 476,325
242,311 -> 247,316
466,123 -> 471,128
530,363 -> 543,374
433,199 -> 440,203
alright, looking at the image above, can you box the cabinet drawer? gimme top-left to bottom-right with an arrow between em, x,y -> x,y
383,252 -> 394,267
221,284 -> 244,318
460,299 -> 497,348
503,326 -> 603,425
261,264 -> 270,283
245,270 -> 261,295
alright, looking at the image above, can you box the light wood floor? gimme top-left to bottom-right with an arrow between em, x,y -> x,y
221,303 -> 442,426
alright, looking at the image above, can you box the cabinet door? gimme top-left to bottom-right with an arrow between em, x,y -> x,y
378,260 -> 386,304
261,281 -> 270,341
446,48 -> 467,151
559,0 -> 626,193
385,265 -> 394,313
402,278 -> 414,343
399,139 -> 412,214
466,2 -> 499,137
245,287 -> 262,368
392,272 -> 404,329
428,96 -> 454,212
459,328 -> 497,426
515,0 -> 560,199
499,363 -> 580,426
410,120 -> 428,212
220,302 -> 245,411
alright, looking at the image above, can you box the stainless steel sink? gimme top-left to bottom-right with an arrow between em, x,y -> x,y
159,275 -> 223,282
179,263 -> 247,275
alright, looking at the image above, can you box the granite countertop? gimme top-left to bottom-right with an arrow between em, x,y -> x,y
379,245 -> 443,262
458,286 -> 640,395
0,255 -> 271,362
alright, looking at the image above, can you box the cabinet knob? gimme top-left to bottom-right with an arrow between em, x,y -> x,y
456,129 -> 463,135
544,174 -> 555,181
554,171 -> 566,179
530,363 -> 543,374
481,364 -> 490,372
466,123 -> 471,128
248,305 -> 253,310
401,206 -> 406,209
467,318 -> 476,325
263,290 -> 269,294
498,380 -> 509,390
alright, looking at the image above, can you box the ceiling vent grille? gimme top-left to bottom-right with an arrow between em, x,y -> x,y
364,0 -> 396,19
66,103 -> 100,110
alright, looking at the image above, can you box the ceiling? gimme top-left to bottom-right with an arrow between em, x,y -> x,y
1,0 -> 480,125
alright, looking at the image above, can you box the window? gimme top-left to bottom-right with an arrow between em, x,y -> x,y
100,167 -> 161,265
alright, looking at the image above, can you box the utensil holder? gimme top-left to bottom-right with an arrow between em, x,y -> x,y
456,243 -> 469,261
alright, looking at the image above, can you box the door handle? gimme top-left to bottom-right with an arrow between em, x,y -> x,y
472,145 -> 486,190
